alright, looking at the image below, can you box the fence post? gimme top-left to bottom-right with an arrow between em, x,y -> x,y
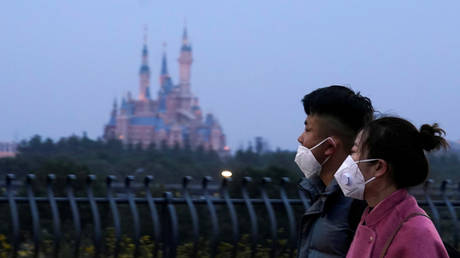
86,175 -> 102,258
163,192 -> 178,258
66,174 -> 82,258
220,177 -> 239,258
125,176 -> 141,258
260,177 -> 277,258
25,174 -> 41,258
182,176 -> 199,258
6,174 -> 20,258
241,177 -> 258,258
280,177 -> 296,258
144,176 -> 160,258
47,174 -> 62,258
423,179 -> 440,231
202,176 -> 220,258
441,180 -> 459,247
106,175 -> 121,258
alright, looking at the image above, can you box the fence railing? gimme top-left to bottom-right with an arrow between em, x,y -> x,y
0,174 -> 459,258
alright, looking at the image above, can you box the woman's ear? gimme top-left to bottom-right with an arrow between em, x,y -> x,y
374,160 -> 388,178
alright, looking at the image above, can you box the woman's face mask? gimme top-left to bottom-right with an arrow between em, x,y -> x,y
294,137 -> 333,179
334,155 -> 380,200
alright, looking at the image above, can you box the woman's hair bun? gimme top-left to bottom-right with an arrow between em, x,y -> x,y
419,123 -> 449,152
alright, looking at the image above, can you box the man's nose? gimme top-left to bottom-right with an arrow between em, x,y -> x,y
297,134 -> 303,144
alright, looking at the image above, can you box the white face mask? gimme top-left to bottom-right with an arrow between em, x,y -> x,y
295,137 -> 333,179
334,155 -> 380,200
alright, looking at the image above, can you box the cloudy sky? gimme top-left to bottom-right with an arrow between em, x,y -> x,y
1,1 -> 459,150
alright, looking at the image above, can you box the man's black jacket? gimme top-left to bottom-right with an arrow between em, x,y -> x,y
297,176 -> 366,258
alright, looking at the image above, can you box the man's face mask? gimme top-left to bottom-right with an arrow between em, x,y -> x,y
295,137 -> 334,179
334,155 -> 380,200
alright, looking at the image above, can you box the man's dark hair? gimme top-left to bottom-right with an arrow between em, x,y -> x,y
302,85 -> 374,148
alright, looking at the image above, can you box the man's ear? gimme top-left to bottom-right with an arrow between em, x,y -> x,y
374,160 -> 388,178
324,137 -> 338,156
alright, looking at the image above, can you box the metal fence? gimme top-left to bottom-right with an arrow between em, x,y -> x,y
0,174 -> 459,258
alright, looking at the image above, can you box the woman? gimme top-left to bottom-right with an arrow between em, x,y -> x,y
334,117 -> 449,258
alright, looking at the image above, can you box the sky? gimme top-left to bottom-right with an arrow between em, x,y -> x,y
1,1 -> 459,151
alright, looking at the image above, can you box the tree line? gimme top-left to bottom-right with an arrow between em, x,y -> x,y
0,134 -> 458,188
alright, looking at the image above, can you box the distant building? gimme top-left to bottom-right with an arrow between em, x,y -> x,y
104,27 -> 229,154
0,142 -> 17,158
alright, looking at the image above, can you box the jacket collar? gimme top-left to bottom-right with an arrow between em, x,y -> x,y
298,176 -> 324,201
363,189 -> 408,226
299,176 -> 340,215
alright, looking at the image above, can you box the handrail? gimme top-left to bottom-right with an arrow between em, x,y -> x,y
0,174 -> 458,257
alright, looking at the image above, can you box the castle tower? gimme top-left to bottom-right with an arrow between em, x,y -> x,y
159,45 -> 170,88
115,97 -> 129,143
110,99 -> 117,121
178,26 -> 193,95
103,99 -> 118,140
158,44 -> 174,116
139,26 -> 151,101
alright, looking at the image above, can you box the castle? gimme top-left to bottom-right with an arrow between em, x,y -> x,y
104,27 -> 228,153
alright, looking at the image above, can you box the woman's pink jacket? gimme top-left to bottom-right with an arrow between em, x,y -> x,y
346,189 -> 448,258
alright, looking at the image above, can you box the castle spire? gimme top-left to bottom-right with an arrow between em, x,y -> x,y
144,24 -> 148,44
139,25 -> 151,101
108,98 -> 117,125
142,25 -> 149,65
161,42 -> 169,76
182,26 -> 188,44
111,99 -> 118,117
159,42 -> 173,91
181,25 -> 192,52
178,25 -> 193,94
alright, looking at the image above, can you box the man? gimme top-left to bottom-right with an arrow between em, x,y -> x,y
295,85 -> 374,257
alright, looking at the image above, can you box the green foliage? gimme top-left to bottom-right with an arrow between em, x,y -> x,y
2,134 -> 457,186
0,135 -> 300,189
428,152 -> 460,182
0,135 -> 224,184
0,231 -> 297,258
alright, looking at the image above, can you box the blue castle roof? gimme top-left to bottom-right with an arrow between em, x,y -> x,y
197,127 -> 210,141
162,76 -> 174,94
121,101 -> 135,115
181,27 -> 192,52
181,45 -> 192,52
139,64 -> 150,74
158,93 -> 167,112
205,114 -> 215,126
108,116 -> 116,126
129,116 -> 167,129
